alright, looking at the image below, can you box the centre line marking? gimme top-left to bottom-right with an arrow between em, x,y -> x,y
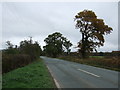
78,69 -> 100,77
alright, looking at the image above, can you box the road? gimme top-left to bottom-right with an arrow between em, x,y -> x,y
40,56 -> 118,88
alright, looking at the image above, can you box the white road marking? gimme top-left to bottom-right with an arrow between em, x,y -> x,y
78,68 -> 100,77
53,78 -> 61,89
46,66 -> 61,88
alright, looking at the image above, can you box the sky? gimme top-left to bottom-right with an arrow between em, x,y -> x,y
0,2 -> 118,52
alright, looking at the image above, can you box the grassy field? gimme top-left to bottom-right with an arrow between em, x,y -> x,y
2,58 -> 56,88
58,56 -> 120,72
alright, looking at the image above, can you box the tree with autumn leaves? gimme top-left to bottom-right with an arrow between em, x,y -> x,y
74,10 -> 113,58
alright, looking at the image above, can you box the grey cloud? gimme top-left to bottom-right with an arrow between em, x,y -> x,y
1,2 -> 118,52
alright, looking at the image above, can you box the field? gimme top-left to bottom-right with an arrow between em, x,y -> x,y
58,55 -> 120,71
2,58 -> 56,88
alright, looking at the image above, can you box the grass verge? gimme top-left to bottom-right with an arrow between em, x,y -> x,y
2,58 -> 56,88
58,56 -> 120,72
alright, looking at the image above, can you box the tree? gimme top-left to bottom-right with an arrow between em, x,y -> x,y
19,37 -> 42,60
63,39 -> 72,54
6,41 -> 13,49
5,41 -> 19,54
74,10 -> 113,58
43,32 -> 72,57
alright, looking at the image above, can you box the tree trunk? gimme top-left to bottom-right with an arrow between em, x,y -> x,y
81,33 -> 86,58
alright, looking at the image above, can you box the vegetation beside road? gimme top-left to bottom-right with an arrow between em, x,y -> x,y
2,38 -> 56,88
2,38 -> 42,74
2,58 -> 56,88
58,55 -> 120,71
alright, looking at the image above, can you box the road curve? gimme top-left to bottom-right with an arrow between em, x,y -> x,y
40,56 -> 118,88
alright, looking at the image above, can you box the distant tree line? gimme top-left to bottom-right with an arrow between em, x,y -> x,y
63,51 -> 120,58
91,51 -> 120,57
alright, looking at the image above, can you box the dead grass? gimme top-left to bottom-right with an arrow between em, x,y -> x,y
58,56 -> 120,71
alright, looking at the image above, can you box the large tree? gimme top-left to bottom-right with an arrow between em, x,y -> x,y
43,32 -> 72,57
74,10 -> 113,58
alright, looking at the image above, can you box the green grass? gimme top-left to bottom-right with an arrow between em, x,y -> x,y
2,58 -> 56,88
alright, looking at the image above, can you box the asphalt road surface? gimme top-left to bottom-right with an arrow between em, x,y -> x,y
40,56 -> 118,88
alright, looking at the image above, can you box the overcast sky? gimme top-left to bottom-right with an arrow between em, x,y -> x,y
1,2 -> 118,52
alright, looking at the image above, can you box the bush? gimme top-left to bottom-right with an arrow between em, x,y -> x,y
19,40 -> 42,60
2,54 -> 32,74
2,38 -> 43,74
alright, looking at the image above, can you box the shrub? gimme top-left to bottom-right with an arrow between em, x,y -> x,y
19,40 -> 42,60
2,38 -> 43,74
2,54 -> 32,74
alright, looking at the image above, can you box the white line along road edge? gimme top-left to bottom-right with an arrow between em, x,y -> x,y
46,66 -> 61,88
78,68 -> 100,77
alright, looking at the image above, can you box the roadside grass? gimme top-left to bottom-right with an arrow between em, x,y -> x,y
89,56 -> 104,59
2,58 -> 56,88
58,56 -> 120,72
0,74 -> 2,90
